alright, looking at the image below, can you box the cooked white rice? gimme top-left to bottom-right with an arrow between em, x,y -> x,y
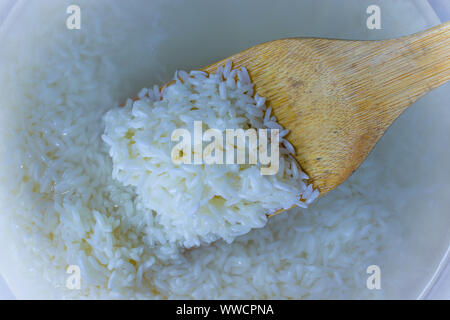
4,0 -> 448,300
102,62 -> 317,248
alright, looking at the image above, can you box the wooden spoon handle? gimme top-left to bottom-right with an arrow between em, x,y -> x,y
339,21 -> 450,128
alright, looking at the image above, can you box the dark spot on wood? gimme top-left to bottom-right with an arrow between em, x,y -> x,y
290,79 -> 304,89
316,157 -> 322,161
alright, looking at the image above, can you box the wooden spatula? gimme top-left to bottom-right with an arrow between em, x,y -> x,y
201,22 -> 449,201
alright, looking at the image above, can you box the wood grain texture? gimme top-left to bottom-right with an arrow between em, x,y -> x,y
202,22 -> 450,197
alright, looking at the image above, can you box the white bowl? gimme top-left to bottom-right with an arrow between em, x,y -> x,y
0,0 -> 449,299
